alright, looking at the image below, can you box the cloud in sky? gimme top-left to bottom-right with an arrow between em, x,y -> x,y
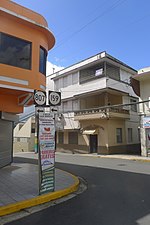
46,61 -> 64,90
46,61 -> 64,76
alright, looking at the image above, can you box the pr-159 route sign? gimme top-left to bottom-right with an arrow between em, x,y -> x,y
48,91 -> 61,106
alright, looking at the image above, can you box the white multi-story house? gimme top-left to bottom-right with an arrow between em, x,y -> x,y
132,67 -> 150,157
47,51 -> 140,154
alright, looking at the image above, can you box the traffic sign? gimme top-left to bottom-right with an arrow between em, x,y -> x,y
49,91 -> 61,106
34,90 -> 46,106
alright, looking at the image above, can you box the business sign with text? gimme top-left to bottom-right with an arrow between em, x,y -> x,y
38,112 -> 55,195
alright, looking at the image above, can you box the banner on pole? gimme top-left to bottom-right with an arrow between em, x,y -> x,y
38,112 -> 55,195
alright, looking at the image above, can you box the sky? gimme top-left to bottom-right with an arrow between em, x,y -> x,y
12,0 -> 150,72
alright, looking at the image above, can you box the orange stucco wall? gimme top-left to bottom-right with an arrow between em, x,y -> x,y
0,0 -> 55,114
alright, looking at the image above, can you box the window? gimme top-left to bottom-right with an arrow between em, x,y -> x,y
63,101 -> 68,112
63,76 -> 68,87
72,100 -> 79,111
72,72 -> 78,84
116,128 -> 122,143
128,128 -> 133,143
0,32 -> 31,69
68,132 -> 78,144
39,46 -> 47,75
138,128 -> 141,142
31,128 -> 35,133
55,80 -> 60,91
106,63 -> 120,80
79,63 -> 104,84
58,132 -> 64,144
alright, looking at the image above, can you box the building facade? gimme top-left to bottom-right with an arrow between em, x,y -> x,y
132,67 -> 150,157
0,0 -> 55,167
13,117 -> 35,153
47,52 -> 140,154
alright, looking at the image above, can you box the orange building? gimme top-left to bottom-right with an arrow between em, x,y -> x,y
0,0 -> 55,167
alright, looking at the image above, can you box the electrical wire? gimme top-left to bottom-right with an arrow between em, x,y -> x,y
52,0 -> 128,50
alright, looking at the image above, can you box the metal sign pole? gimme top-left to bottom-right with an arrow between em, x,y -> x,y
34,90 -> 61,195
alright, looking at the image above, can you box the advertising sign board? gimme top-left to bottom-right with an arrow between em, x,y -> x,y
38,112 -> 55,194
146,128 -> 150,152
143,116 -> 150,128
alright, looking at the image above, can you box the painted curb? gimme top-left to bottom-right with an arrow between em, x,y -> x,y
0,172 -> 79,217
79,153 -> 150,163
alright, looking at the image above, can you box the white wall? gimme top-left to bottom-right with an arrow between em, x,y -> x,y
140,80 -> 150,114
60,76 -> 107,99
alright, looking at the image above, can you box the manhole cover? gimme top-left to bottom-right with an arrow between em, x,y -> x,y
117,163 -> 126,166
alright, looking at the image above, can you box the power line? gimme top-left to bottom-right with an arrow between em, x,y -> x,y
52,0 -> 128,51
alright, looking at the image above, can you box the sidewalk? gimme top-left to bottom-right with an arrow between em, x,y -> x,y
0,152 -> 149,217
0,153 -> 79,217
54,150 -> 150,163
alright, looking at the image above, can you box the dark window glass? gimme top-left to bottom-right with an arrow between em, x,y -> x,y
58,132 -> 64,144
106,63 -> 120,80
116,128 -> 122,143
39,47 -> 47,75
68,132 -> 78,144
31,128 -> 35,133
79,63 -> 104,84
128,128 -> 133,143
0,32 -> 31,69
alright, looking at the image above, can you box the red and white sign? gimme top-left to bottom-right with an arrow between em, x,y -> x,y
38,112 -> 55,194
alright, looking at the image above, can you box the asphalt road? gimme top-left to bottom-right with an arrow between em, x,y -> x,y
6,156 -> 150,225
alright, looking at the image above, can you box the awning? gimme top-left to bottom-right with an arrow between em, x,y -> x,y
82,130 -> 96,135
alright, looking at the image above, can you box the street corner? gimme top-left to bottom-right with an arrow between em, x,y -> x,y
0,170 -> 80,217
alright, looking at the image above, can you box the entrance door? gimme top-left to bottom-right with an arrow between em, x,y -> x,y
0,119 -> 13,168
89,134 -> 98,153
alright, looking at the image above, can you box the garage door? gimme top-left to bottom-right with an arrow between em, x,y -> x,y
0,119 -> 13,168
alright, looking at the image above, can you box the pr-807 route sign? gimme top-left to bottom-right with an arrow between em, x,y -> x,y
34,90 -> 46,106
49,91 -> 61,106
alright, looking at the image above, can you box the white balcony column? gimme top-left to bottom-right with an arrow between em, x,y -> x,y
140,115 -> 148,157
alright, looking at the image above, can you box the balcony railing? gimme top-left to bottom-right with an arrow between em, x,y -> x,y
74,106 -> 129,119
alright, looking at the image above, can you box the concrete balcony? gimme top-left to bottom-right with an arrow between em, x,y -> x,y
74,106 -> 130,120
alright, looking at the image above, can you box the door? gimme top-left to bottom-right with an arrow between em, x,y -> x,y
89,134 -> 98,153
0,119 -> 13,168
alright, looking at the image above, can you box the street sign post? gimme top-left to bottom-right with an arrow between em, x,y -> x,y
49,91 -> 61,106
34,90 -> 46,106
34,90 -> 61,195
38,112 -> 55,194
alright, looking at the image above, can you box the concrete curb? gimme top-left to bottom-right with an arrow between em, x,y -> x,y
0,171 -> 79,217
97,156 -> 150,163
77,153 -> 150,163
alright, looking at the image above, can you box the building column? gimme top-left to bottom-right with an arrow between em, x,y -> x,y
140,115 -> 147,157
